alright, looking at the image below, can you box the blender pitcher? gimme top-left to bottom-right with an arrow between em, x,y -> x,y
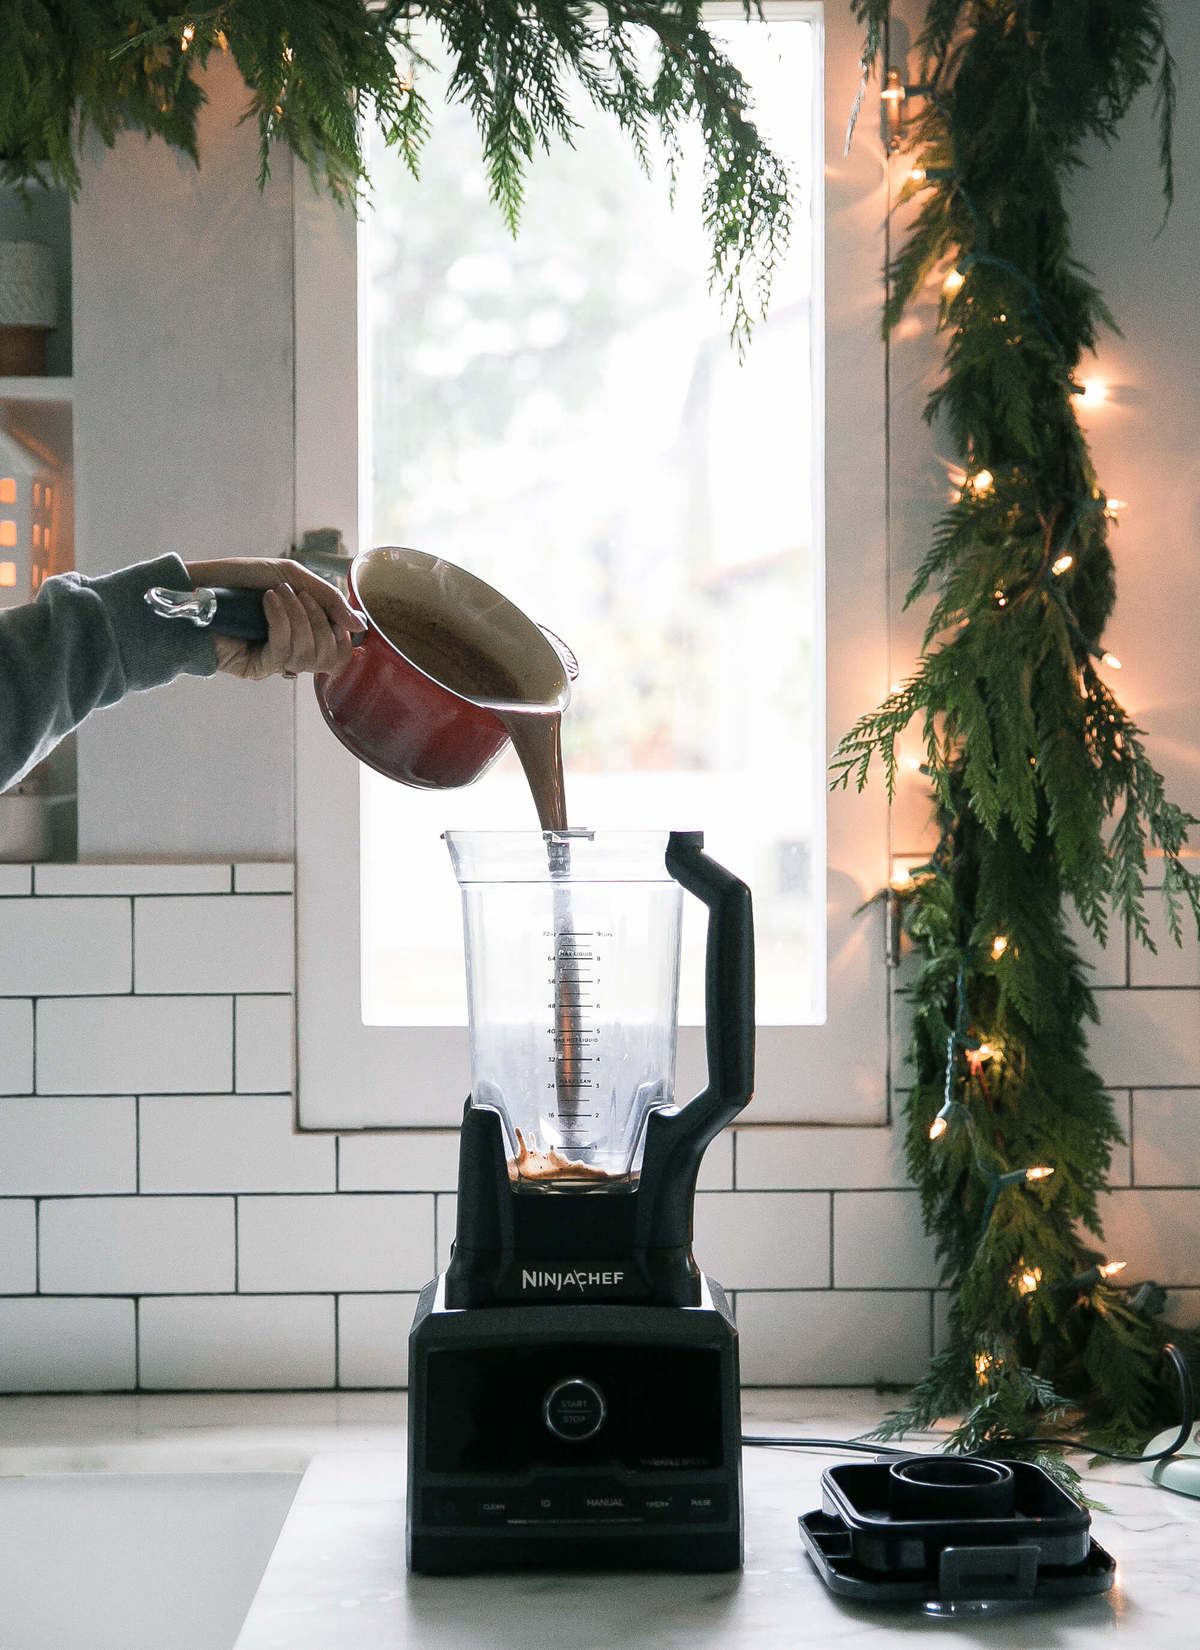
445,829 -> 685,1190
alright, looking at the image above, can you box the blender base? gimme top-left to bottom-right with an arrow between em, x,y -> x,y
406,1273 -> 743,1574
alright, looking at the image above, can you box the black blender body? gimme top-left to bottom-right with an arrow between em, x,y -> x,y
407,831 -> 754,1573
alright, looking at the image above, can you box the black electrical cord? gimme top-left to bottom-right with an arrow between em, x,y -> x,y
1002,1342 -> 1196,1464
741,1343 -> 1196,1466
740,1434 -> 913,1457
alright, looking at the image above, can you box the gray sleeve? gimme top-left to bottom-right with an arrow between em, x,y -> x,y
0,552 -> 218,791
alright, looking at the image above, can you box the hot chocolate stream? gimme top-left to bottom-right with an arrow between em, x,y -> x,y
497,711 -> 589,1161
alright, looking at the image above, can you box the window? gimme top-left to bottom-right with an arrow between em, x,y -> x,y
294,0 -> 890,1128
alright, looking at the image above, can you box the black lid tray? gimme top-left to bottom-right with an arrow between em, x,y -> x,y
799,1458 -> 1116,1608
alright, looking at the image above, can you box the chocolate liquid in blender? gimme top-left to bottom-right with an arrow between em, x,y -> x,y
375,600 -> 593,1180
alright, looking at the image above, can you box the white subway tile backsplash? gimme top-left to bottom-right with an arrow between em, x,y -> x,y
697,1130 -> 734,1190
1132,1090 -> 1200,1185
0,1201 -> 36,1292
237,1194 -> 435,1293
235,995 -> 293,1093
37,996 -> 233,1094
0,1097 -> 136,1195
693,1192 -> 829,1290
0,1298 -> 136,1391
0,899 -> 131,995
338,1294 -> 420,1387
1130,902 -> 1200,988
436,1194 -> 457,1273
1097,1188 -> 1200,1286
736,1124 -> 907,1190
140,1095 -> 334,1193
34,864 -> 231,895
1,855 -> 1196,1394
140,1295 -> 335,1389
1088,989 -> 1200,1087
0,1000 -> 33,1093
1165,1289 -> 1200,1330
737,1290 -> 933,1385
1065,902 -> 1127,988
234,863 -> 295,893
834,1191 -> 940,1288
134,895 -> 293,994
338,1132 -> 460,1192
1107,1090 -> 1133,1187
40,1196 -> 235,1294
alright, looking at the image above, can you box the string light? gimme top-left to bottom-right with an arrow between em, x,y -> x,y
990,934 -> 1008,959
974,1350 -> 996,1384
1060,1259 -> 1128,1292
1101,650 -> 1122,669
881,68 -> 906,102
1105,497 -> 1127,517
942,268 -> 966,298
1073,378 -> 1109,407
994,588 -> 1007,607
1025,1165 -> 1055,1182
1052,553 -> 1074,575
181,22 -> 195,50
970,468 -> 995,495
1014,1264 -> 1042,1296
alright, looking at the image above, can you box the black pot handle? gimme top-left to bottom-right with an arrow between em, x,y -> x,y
145,585 -> 366,646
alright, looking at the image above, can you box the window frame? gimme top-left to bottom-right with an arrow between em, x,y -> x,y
293,0 -> 891,1129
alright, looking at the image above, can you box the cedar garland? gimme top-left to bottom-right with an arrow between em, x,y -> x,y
837,0 -> 1200,1455
0,0 -> 788,347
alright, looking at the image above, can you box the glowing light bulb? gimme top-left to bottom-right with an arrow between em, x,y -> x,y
181,22 -> 195,49
1052,553 -> 1074,576
974,1351 -> 994,1382
929,1115 -> 947,1141
1016,1266 -> 1041,1296
881,69 -> 906,102
1105,497 -> 1127,516
971,469 -> 995,494
283,44 -> 294,63
991,935 -> 1008,959
942,268 -> 965,298
1101,651 -> 1122,670
1100,1260 -> 1127,1278
910,167 -> 927,184
1025,1165 -> 1055,1182
890,859 -> 916,890
994,588 -> 1007,607
1074,379 -> 1109,407
976,1043 -> 995,1060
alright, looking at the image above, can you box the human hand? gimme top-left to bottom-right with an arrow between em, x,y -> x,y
183,557 -> 366,682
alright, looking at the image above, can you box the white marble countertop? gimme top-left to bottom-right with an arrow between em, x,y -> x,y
1,1390 -> 1198,1649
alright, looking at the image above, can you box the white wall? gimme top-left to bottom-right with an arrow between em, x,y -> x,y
71,54 -> 297,859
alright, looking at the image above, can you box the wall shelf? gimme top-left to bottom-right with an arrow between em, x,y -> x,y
0,377 -> 74,405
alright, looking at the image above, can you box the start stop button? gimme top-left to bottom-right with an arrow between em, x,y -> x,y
542,1376 -> 607,1442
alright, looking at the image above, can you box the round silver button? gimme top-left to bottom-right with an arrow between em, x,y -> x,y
542,1376 -> 607,1442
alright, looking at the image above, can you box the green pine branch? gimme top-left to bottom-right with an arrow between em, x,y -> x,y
842,1 -> 1199,1454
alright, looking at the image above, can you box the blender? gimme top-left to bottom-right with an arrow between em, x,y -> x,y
407,827 -> 754,1573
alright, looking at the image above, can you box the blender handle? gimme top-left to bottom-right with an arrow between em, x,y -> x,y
665,830 -> 755,1131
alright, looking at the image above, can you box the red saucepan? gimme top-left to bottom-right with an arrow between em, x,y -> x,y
146,545 -> 575,789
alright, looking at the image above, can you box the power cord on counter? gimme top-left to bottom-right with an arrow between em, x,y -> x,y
741,1342 -> 1196,1465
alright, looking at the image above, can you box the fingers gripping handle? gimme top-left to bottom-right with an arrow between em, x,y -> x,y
665,830 -> 755,1128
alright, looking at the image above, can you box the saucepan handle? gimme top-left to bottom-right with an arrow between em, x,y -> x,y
145,586 -> 366,646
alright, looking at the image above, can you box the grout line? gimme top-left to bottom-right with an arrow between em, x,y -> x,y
133,1295 -> 140,1390
128,896 -> 135,994
828,1193 -> 835,1289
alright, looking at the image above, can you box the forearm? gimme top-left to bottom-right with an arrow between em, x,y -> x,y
0,553 -> 217,791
